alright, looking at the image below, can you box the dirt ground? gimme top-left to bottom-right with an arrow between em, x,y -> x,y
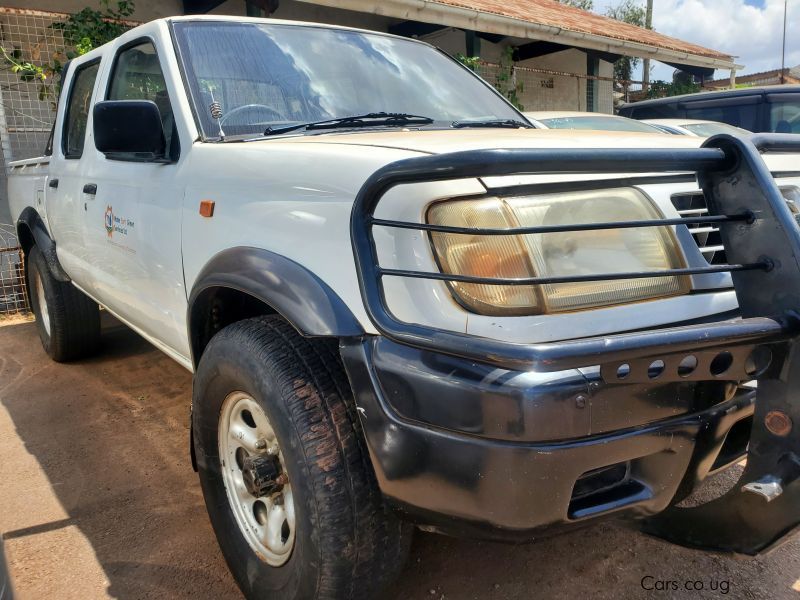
1,317 -> 799,600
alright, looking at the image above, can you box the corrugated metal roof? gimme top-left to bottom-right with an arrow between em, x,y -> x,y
430,0 -> 732,61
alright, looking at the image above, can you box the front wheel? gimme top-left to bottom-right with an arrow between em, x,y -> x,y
192,316 -> 411,600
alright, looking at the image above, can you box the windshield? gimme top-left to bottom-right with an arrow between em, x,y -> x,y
681,122 -> 750,137
172,21 -> 522,138
539,115 -> 662,134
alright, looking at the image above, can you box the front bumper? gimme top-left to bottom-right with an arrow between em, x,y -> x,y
342,337 -> 754,538
348,133 -> 800,554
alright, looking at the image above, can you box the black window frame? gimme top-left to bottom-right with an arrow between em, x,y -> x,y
103,35 -> 180,162
61,58 -> 101,159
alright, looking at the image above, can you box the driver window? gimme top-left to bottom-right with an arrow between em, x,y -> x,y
107,40 -> 178,159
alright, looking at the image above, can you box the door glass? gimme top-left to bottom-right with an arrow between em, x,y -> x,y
107,41 -> 177,157
770,101 -> 800,133
62,62 -> 100,158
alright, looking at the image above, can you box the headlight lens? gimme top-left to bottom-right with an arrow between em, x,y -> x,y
427,188 -> 690,315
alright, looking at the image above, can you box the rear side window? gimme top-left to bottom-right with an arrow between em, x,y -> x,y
623,104 -> 680,120
685,103 -> 759,131
62,61 -> 100,158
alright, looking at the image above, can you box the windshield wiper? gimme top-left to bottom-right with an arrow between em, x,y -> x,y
451,118 -> 531,129
263,112 -> 434,136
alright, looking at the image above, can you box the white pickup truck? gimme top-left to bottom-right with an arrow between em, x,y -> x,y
9,15 -> 800,600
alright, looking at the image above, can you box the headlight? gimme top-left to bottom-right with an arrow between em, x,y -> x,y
427,188 -> 690,315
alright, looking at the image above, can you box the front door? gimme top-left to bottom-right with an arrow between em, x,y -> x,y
81,39 -> 189,360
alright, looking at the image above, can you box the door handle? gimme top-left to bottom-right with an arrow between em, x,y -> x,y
48,178 -> 59,189
83,183 -> 97,195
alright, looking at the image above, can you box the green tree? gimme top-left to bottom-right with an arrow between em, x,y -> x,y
646,79 -> 701,99
558,0 -> 595,10
605,0 -> 646,82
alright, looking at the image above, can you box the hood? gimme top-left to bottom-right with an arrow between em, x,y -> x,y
268,128 -> 799,180
271,128 -> 705,155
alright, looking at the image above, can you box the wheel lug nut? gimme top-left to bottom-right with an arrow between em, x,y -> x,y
255,438 -> 267,450
267,444 -> 280,456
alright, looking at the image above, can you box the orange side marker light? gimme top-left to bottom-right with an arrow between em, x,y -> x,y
199,199 -> 215,218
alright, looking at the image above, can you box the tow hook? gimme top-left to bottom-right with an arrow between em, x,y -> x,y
242,454 -> 287,498
743,476 -> 784,502
742,453 -> 800,502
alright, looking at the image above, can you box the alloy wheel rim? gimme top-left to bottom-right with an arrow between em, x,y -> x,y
218,391 -> 296,566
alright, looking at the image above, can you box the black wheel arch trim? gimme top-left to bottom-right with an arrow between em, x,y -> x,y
187,246 -> 363,366
16,206 -> 70,282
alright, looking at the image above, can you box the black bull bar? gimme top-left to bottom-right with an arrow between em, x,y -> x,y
350,133 -> 800,555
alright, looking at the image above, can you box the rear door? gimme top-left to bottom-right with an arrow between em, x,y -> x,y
45,58 -> 101,285
79,36 -> 189,360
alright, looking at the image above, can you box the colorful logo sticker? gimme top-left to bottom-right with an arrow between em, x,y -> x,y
104,205 -> 114,238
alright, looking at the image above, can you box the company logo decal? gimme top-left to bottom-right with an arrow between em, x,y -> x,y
104,205 -> 114,238
103,205 -> 136,254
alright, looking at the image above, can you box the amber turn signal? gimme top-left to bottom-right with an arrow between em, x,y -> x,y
199,199 -> 215,218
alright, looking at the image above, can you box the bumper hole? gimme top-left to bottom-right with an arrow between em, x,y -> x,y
711,416 -> 752,471
569,461 -> 651,520
745,346 -> 772,378
710,352 -> 733,377
678,355 -> 698,377
648,360 -> 665,379
616,364 -> 631,379
571,462 -> 629,500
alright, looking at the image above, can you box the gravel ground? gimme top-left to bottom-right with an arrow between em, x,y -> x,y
1,317 -> 798,600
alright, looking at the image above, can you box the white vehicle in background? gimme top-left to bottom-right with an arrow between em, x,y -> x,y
644,119 -> 752,138
524,110 -> 666,133
7,15 -> 800,600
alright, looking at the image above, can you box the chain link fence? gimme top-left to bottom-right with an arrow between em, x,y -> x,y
0,222 -> 27,318
0,7 -> 66,167
0,7 -> 70,317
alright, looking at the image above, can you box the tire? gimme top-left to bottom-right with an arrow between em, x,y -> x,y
193,316 -> 412,600
26,245 -> 101,362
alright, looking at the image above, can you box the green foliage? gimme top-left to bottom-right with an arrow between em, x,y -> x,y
558,0 -> 595,10
496,47 -> 524,111
50,0 -> 134,58
454,53 -> 481,71
455,48 -> 524,110
605,0 -> 647,82
1,1 -> 135,104
646,79 -> 701,99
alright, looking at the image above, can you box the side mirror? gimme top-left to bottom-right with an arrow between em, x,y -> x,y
93,100 -> 167,161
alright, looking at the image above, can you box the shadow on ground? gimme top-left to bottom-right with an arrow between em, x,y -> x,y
0,318 -> 798,599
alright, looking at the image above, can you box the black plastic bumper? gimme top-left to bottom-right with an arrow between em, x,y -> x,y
342,337 -> 755,538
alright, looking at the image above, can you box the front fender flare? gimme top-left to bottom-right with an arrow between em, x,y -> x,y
188,247 -> 363,365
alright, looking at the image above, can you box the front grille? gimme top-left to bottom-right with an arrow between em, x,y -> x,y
670,191 -> 728,264
671,186 -> 800,265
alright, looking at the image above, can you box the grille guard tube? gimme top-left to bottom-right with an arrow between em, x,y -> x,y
350,133 -> 800,554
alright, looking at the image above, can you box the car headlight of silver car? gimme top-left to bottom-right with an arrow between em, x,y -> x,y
427,187 -> 690,315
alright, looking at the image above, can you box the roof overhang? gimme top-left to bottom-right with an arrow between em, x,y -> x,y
294,0 -> 742,72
